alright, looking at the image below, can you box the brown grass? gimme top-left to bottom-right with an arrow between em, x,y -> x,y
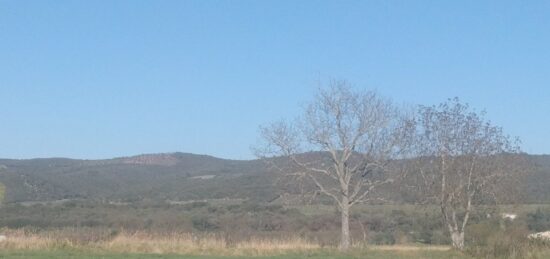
0,229 -> 322,256
369,245 -> 451,251
0,228 -> 464,256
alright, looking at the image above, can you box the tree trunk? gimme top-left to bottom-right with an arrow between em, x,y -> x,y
340,200 -> 351,251
450,231 -> 465,250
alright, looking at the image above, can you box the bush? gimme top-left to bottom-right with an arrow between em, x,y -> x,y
527,208 -> 550,232
466,220 -> 500,246
372,232 -> 395,245
191,216 -> 219,231
183,201 -> 208,210
466,227 -> 550,259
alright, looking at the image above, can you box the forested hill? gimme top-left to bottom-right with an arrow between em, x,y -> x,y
0,153 -> 274,203
0,152 -> 548,204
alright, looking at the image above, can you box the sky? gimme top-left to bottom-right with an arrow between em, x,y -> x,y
0,0 -> 549,160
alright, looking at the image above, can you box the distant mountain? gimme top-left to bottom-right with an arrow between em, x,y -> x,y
0,153 -> 274,203
0,152 -> 548,204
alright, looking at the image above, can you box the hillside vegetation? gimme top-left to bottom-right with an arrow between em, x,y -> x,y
0,153 -> 548,204
0,153 -> 274,203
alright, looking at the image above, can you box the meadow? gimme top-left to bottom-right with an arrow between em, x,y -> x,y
0,202 -> 549,258
0,231 -> 467,259
0,250 -> 470,259
0,227 -> 548,259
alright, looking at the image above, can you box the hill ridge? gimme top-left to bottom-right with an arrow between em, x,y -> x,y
0,152 -> 548,204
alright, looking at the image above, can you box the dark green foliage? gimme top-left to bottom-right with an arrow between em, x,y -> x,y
372,232 -> 395,245
183,202 -> 209,210
191,216 -> 219,231
526,155 -> 550,204
527,208 -> 550,232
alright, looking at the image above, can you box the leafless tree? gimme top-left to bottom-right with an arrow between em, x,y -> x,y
255,80 -> 414,250
411,98 -> 528,250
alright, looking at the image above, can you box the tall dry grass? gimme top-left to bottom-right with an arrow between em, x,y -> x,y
0,228 -> 472,256
0,228 -> 321,256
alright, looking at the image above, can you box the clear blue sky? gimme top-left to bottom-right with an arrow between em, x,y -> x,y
1,1 -> 549,159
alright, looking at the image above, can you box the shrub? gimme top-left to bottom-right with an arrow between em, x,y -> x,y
466,226 -> 550,259
191,216 -> 219,231
372,232 -> 395,245
527,208 -> 550,232
183,201 -> 208,210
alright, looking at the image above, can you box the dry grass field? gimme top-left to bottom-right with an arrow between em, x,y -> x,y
0,228 -> 548,259
0,251 -> 471,259
0,229 -> 473,259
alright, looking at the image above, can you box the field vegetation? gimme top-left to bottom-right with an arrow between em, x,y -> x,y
0,228 -> 547,258
0,228 -> 469,258
0,202 -> 549,258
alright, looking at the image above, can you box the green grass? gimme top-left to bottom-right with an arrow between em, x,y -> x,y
0,250 -> 472,259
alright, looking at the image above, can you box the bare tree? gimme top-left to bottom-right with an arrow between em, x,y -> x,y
411,98 -> 527,250
255,80 -> 414,250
